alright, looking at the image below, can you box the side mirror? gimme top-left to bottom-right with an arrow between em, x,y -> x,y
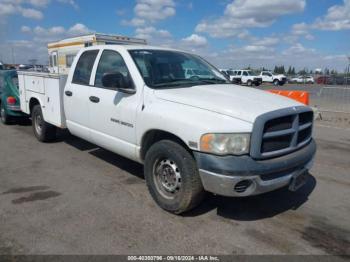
102,72 -> 136,94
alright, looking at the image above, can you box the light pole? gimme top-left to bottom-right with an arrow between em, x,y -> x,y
347,56 -> 350,87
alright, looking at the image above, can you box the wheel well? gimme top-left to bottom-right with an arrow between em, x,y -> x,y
29,98 -> 40,115
140,130 -> 191,160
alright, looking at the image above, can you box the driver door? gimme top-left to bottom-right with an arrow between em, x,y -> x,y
88,49 -> 139,160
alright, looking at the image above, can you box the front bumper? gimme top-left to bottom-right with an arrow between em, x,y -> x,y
194,139 -> 316,197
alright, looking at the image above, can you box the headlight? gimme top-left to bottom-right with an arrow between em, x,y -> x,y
200,133 -> 250,155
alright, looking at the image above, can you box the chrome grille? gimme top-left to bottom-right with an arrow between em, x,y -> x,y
250,107 -> 313,159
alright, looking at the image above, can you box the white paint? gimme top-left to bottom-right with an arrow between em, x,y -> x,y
20,44 -> 307,163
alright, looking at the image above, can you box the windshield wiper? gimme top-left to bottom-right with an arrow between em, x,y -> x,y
195,78 -> 227,84
152,79 -> 196,87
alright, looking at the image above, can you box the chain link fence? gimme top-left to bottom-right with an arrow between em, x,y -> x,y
313,86 -> 350,113
258,83 -> 350,114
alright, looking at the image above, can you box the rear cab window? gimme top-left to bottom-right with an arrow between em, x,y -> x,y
72,50 -> 99,85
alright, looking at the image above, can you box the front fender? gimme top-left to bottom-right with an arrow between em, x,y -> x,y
136,99 -> 253,152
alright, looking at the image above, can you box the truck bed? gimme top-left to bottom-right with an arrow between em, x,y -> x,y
18,71 -> 67,128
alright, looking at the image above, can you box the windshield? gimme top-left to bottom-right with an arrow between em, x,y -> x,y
129,49 -> 229,88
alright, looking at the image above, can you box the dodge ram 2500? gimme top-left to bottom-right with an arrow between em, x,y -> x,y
18,45 -> 316,214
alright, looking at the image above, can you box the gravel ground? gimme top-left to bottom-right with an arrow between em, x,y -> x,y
0,121 -> 349,255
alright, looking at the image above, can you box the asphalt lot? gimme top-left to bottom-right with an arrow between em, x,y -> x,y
0,121 -> 349,255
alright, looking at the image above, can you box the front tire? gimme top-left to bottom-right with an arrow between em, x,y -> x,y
32,105 -> 57,142
0,102 -> 11,125
144,140 -> 205,214
247,80 -> 252,86
273,79 -> 280,86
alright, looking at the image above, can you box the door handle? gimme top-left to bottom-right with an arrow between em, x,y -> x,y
89,96 -> 100,103
65,90 -> 73,97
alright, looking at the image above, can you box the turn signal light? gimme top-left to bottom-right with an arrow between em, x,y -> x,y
7,96 -> 16,105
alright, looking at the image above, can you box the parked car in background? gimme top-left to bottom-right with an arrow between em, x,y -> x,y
185,68 -> 212,80
225,69 -> 262,86
289,76 -> 314,84
316,75 -> 331,85
316,75 -> 348,85
0,70 -> 27,124
0,62 -> 4,70
259,71 -> 287,86
305,76 -> 315,84
219,69 -> 230,79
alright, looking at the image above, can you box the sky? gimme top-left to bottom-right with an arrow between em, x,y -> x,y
0,0 -> 349,71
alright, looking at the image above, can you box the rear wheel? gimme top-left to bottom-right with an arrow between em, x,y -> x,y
0,102 -> 11,125
273,79 -> 280,86
144,140 -> 205,214
32,105 -> 57,142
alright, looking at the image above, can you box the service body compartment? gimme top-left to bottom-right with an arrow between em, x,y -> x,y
18,71 -> 67,128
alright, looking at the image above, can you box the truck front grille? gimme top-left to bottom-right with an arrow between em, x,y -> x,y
250,107 -> 313,159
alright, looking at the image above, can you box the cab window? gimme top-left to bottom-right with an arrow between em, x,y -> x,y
243,71 -> 248,76
94,50 -> 132,89
237,71 -> 242,76
72,50 -> 99,85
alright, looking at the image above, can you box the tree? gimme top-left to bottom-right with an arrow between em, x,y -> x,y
291,67 -> 296,75
298,68 -> 307,75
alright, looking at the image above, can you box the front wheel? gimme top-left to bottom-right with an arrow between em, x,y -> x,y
247,80 -> 252,86
0,102 -> 11,125
273,79 -> 280,86
144,140 -> 205,214
32,105 -> 57,142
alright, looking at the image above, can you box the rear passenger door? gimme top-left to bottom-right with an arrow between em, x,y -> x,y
64,49 -> 99,142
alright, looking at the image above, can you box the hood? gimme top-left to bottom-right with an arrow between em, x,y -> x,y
155,84 -> 302,123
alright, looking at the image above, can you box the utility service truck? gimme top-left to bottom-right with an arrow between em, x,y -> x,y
48,33 -> 147,74
18,42 -> 316,214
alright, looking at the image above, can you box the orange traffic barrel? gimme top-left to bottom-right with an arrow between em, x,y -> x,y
268,90 -> 309,105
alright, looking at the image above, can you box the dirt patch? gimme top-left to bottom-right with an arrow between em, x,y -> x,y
2,186 -> 49,195
246,228 -> 297,253
302,218 -> 350,255
11,191 -> 61,204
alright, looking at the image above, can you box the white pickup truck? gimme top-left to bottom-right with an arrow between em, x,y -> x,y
223,69 -> 262,86
18,45 -> 316,214
259,71 -> 287,86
